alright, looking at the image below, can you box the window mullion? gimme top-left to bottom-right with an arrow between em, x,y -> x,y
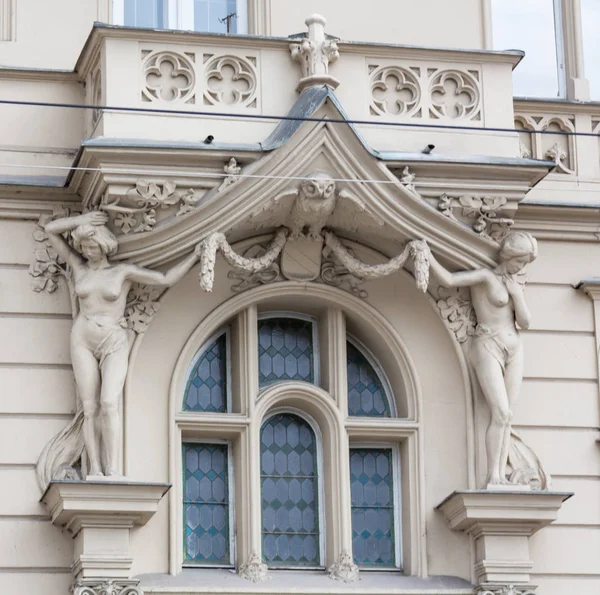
319,308 -> 347,412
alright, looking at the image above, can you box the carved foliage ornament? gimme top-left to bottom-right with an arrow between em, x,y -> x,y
102,179 -> 198,235
437,193 -> 513,240
328,550 -> 360,582
142,50 -> 195,103
72,580 -> 142,595
289,14 -> 340,91
204,54 -> 258,107
478,586 -> 536,595
238,552 -> 269,583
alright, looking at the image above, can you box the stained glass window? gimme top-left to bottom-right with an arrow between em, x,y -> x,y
183,332 -> 228,412
350,448 -> 396,568
258,317 -> 315,387
347,341 -> 391,417
260,413 -> 321,567
183,443 -> 231,566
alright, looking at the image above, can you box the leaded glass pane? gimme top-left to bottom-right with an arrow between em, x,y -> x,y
183,443 -> 231,565
347,342 -> 391,417
261,413 -> 320,567
183,333 -> 227,412
258,318 -> 314,387
350,448 -> 396,568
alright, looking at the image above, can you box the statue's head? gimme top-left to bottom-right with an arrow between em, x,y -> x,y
71,224 -> 118,262
300,171 -> 336,201
498,231 -> 537,274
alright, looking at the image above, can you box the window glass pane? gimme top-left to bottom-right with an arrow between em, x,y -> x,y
582,0 -> 600,100
347,341 -> 391,417
183,443 -> 231,565
491,0 -> 562,97
261,413 -> 320,567
350,448 -> 396,568
124,0 -> 167,28
194,0 -> 239,33
258,318 -> 314,387
183,332 -> 228,412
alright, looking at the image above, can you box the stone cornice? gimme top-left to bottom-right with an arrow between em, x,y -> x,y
514,97 -> 600,115
0,65 -> 80,83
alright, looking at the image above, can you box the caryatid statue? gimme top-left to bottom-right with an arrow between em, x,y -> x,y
427,231 -> 538,487
42,211 -> 201,479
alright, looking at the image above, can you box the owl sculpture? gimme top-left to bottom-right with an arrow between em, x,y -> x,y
289,172 -> 337,239
249,171 -> 383,238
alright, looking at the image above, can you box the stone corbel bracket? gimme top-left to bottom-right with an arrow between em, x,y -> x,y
43,480 -> 170,581
436,490 -> 572,590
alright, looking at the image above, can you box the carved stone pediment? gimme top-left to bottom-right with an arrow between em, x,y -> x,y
65,86 -> 550,275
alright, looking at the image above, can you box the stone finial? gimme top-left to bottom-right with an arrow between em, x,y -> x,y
289,14 -> 340,93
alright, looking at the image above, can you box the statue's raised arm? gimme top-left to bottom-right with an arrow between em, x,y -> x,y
428,231 -> 537,487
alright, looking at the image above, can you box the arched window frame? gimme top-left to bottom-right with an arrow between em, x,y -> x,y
182,326 -> 231,413
182,437 -> 237,568
257,311 -> 320,388
259,406 -> 327,569
168,285 -> 425,578
346,334 -> 397,418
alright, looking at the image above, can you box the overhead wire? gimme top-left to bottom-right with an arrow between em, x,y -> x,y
0,97 -> 595,138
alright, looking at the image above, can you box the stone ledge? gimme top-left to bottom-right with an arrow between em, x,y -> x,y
42,479 -> 171,531
435,490 -> 573,535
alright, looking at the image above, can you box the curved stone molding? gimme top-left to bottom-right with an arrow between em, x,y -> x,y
203,54 -> 258,107
429,69 -> 481,120
370,65 -> 420,116
142,50 -> 195,103
89,67 -> 103,130
238,552 -> 269,582
328,550 -> 360,582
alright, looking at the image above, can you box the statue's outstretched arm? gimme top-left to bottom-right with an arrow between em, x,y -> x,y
125,251 -> 199,288
428,253 -> 489,288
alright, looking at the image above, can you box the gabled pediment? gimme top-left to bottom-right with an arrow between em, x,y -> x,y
69,86 -> 551,270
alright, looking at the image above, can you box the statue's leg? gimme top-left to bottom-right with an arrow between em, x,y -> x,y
99,348 -> 129,476
471,349 -> 511,486
499,348 -> 524,481
71,345 -> 102,476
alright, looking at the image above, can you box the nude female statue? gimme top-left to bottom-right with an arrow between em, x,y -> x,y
427,231 -> 538,487
45,211 -> 200,478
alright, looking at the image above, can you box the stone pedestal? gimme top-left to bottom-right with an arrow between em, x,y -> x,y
42,480 -> 170,585
436,490 -> 572,591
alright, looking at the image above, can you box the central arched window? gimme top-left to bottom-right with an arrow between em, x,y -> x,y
260,412 -> 322,568
177,303 -> 410,575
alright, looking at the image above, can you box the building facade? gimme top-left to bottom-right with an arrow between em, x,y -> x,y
0,1 -> 599,595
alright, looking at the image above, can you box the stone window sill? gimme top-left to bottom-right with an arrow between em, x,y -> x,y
138,569 -> 473,594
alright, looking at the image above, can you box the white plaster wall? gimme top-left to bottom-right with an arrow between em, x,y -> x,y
0,216 -> 74,594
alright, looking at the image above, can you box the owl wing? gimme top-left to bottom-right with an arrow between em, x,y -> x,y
327,188 -> 385,233
246,188 -> 298,230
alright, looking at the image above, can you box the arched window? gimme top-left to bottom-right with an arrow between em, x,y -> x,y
183,329 -> 229,412
176,303 -> 412,576
260,412 -> 322,568
346,338 -> 393,417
